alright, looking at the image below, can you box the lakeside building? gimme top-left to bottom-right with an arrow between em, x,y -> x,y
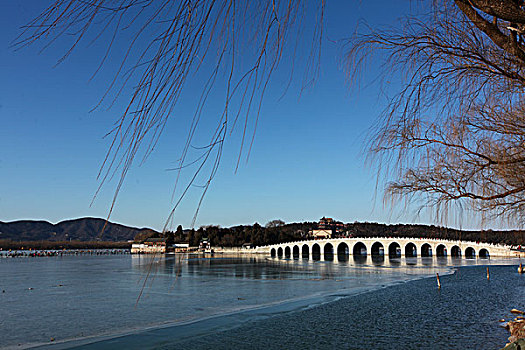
173,243 -> 190,253
131,238 -> 166,254
199,238 -> 213,253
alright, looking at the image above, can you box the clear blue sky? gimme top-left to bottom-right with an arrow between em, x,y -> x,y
0,1 -> 496,231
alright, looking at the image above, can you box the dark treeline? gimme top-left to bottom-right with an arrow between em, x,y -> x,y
348,223 -> 525,246
140,221 -> 525,247
0,240 -> 132,250
148,222 -> 316,247
181,222 -> 315,247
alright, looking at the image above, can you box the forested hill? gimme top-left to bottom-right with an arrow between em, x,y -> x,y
2,218 -> 524,246
0,218 -> 158,242
347,223 -> 525,246
173,222 -> 525,247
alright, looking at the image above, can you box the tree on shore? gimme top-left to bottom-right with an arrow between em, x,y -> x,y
265,219 -> 285,228
175,225 -> 184,242
165,230 -> 175,247
347,0 -> 525,225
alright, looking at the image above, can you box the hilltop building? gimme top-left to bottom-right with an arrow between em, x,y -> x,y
308,217 -> 347,238
318,217 -> 345,233
310,229 -> 333,239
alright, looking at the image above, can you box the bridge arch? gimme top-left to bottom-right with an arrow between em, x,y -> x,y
405,242 -> 417,257
371,242 -> 384,256
284,246 -> 291,258
292,245 -> 300,259
421,243 -> 432,257
465,247 -> 476,258
337,242 -> 349,261
324,243 -> 334,255
264,239 -> 505,260
312,243 -> 321,260
324,243 -> 334,260
388,242 -> 401,257
479,248 -> 490,259
451,245 -> 461,257
301,244 -> 309,259
337,242 -> 349,255
436,244 -> 447,257
353,242 -> 367,256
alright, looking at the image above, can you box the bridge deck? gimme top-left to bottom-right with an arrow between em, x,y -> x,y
257,237 -> 516,258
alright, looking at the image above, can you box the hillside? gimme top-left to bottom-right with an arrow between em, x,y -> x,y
2,217 -> 523,246
176,222 -> 525,247
0,218 -> 158,242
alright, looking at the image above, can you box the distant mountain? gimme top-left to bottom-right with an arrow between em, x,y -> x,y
0,218 -> 159,242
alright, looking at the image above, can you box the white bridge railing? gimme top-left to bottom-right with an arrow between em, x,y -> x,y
256,237 -> 516,258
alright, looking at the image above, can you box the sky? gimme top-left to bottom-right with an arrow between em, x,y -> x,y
0,1 -> 503,232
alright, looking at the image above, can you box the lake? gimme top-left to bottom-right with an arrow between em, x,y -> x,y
1,253 -> 523,349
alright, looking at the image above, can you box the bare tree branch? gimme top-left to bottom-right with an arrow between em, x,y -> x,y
16,0 -> 325,230
347,0 -> 525,225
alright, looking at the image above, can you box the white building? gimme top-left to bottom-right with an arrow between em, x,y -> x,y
310,229 -> 332,239
131,238 -> 166,254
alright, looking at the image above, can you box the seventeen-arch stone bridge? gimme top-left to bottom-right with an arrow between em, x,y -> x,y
256,237 -> 517,259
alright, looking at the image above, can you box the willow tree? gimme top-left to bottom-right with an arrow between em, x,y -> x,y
18,1 -> 525,227
348,0 -> 525,225
16,0 -> 324,229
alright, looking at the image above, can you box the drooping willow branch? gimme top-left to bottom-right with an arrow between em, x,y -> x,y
346,1 -> 525,226
16,0 -> 325,230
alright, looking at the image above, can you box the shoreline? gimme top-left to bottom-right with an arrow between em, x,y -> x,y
3,257 -> 521,350
166,264 -> 521,349
0,249 -> 129,258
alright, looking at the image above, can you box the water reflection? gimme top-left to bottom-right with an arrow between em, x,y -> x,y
371,254 -> 384,266
337,253 -> 349,262
1,253 -> 514,350
265,253 -> 496,269
436,257 -> 448,266
324,253 -> 334,261
450,257 -> 463,266
131,253 -> 500,284
405,257 -> 418,266
388,257 -> 402,266
353,254 -> 367,265
421,257 -> 433,266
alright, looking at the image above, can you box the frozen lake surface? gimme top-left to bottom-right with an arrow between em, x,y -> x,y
0,254 -> 522,349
